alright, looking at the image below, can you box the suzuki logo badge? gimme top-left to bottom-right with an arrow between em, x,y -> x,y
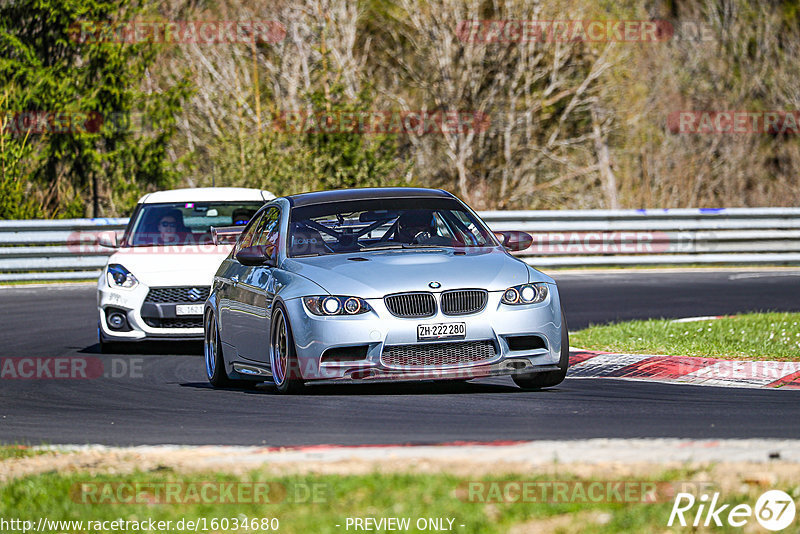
187,288 -> 203,301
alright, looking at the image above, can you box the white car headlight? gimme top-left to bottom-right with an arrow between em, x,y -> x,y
304,296 -> 372,316
502,283 -> 548,305
106,264 -> 138,289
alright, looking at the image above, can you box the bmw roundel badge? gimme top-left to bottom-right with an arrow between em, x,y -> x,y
428,281 -> 441,289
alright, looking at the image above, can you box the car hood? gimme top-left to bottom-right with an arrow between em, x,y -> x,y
105,245 -> 233,287
283,247 -> 546,298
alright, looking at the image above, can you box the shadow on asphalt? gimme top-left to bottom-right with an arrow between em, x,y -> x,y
77,341 -> 564,396
80,341 -> 203,355
178,379 -> 563,396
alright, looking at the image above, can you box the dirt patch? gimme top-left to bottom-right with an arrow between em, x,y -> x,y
3,445 -> 800,495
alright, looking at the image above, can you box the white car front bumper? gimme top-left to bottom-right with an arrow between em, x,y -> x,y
97,276 -> 207,342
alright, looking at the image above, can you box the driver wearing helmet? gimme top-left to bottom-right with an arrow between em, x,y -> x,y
395,210 -> 451,245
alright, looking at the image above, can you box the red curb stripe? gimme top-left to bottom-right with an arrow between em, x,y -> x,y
604,355 -> 718,380
767,370 -> 800,389
568,351 -> 606,366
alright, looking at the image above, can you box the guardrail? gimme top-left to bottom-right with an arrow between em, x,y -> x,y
0,218 -> 127,282
484,207 -> 800,268
1,208 -> 799,281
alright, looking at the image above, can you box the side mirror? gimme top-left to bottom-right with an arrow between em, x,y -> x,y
235,245 -> 277,267
97,232 -> 119,248
211,225 -> 246,245
494,231 -> 533,252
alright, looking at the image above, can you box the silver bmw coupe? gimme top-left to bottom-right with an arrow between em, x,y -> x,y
204,188 -> 568,393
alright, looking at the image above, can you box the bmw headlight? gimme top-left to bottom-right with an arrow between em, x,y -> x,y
106,264 -> 138,289
304,296 -> 372,316
501,283 -> 548,305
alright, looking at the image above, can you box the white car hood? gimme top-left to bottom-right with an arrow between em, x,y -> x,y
106,245 -> 233,287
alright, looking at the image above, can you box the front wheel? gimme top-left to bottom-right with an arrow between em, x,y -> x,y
270,305 -> 305,394
513,306 -> 570,390
205,310 -> 236,388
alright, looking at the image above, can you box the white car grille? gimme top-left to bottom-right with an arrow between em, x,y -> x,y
144,287 -> 210,304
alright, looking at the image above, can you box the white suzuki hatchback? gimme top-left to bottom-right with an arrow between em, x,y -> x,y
97,187 -> 273,351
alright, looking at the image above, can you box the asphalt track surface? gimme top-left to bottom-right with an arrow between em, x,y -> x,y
1,270 -> 800,446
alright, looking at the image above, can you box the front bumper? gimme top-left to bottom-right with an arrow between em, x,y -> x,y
283,285 -> 564,382
97,278 -> 206,342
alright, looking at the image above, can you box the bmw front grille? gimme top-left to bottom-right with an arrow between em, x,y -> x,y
384,289 -> 488,318
384,292 -> 437,318
440,289 -> 488,316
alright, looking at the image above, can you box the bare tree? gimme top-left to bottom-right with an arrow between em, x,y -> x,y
376,0 -> 620,208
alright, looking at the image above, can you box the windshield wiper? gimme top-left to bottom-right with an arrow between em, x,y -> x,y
359,243 -> 405,251
401,244 -> 447,249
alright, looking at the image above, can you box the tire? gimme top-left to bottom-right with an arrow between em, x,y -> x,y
270,304 -> 305,394
204,309 -> 236,388
512,305 -> 570,390
98,324 -> 123,354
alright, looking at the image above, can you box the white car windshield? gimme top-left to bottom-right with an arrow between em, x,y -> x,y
125,201 -> 264,247
288,198 -> 497,257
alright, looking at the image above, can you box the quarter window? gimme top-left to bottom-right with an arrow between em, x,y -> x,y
254,207 -> 281,247
235,210 -> 267,253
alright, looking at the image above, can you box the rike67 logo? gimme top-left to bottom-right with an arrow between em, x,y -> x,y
669,489 -> 796,531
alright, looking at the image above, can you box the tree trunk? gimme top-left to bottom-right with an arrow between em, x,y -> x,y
592,108 -> 619,210
92,173 -> 101,218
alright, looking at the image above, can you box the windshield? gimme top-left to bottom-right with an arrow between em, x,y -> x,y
288,198 -> 497,257
124,201 -> 264,247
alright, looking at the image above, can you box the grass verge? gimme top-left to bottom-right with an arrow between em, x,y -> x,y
0,445 -> 48,460
1,468 -> 795,533
571,312 -> 800,361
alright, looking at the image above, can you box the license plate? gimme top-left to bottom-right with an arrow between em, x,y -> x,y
417,322 -> 466,340
176,304 -> 204,316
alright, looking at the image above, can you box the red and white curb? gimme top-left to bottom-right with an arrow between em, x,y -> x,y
568,350 -> 800,389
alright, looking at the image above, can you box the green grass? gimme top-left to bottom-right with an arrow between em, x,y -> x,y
1,468 -> 793,533
0,445 -> 47,460
571,312 -> 800,361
